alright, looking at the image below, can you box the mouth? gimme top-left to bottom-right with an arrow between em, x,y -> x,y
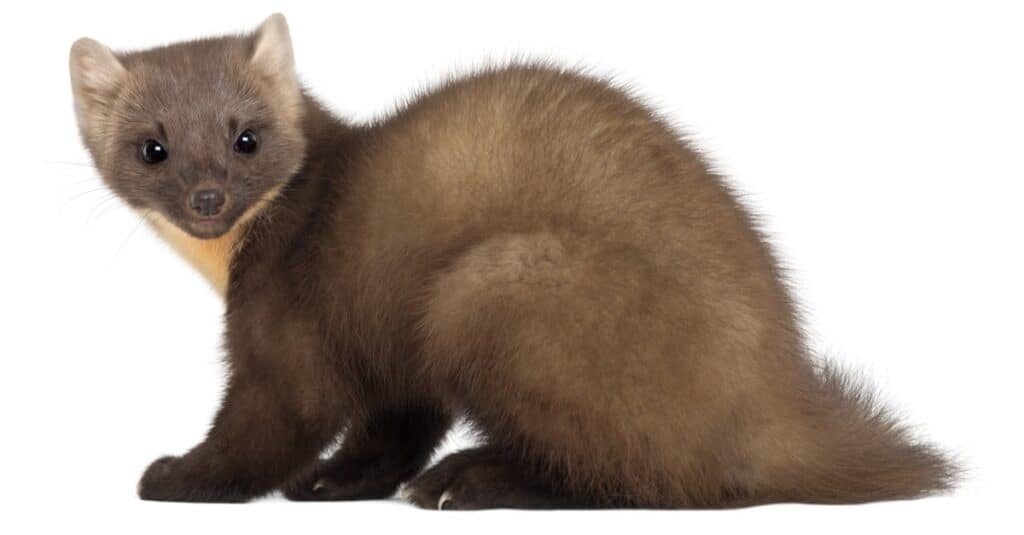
184,217 -> 232,239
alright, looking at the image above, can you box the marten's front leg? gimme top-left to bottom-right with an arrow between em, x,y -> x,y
284,404 -> 451,501
137,365 -> 342,502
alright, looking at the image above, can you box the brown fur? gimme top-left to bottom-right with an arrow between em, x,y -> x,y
70,14 -> 958,508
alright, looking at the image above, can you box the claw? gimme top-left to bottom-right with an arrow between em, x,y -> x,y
438,490 -> 454,510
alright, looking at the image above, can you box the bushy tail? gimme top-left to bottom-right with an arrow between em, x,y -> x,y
782,363 -> 960,504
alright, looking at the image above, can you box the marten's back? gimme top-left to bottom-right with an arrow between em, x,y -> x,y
342,65 -> 792,342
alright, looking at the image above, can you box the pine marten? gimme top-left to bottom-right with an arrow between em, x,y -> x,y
69,14 -> 957,508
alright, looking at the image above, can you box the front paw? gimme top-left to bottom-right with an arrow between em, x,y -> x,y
138,456 -> 188,501
284,458 -> 406,501
137,455 -> 248,502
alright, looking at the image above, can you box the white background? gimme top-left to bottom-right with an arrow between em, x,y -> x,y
1,1 -> 1021,533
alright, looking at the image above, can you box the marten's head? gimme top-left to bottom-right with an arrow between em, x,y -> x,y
69,14 -> 305,239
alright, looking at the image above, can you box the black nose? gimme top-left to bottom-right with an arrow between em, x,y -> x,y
190,189 -> 226,217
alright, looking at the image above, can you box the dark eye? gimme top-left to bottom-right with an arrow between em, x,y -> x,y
140,139 -> 168,164
234,129 -> 258,154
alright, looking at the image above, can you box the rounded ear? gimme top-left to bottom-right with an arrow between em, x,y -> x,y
69,38 -> 125,143
249,14 -> 303,115
250,13 -> 296,79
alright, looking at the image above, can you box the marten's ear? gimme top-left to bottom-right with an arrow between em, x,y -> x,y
251,13 -> 295,76
69,38 -> 125,143
250,13 -> 302,110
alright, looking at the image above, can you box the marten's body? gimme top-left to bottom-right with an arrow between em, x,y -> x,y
69,15 -> 956,508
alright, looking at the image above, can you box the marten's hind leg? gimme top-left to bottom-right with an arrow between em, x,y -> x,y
417,232 -> 705,508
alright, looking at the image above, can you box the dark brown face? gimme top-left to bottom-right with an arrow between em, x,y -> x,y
70,16 -> 306,239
